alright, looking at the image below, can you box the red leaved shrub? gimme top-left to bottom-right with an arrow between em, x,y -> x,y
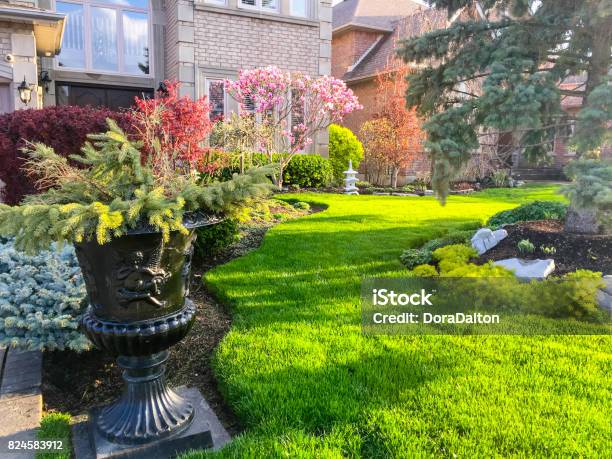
0,106 -> 131,204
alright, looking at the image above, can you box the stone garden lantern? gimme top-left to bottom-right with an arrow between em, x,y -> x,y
344,160 -> 359,195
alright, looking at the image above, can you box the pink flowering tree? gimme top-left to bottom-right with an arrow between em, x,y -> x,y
224,66 -> 361,187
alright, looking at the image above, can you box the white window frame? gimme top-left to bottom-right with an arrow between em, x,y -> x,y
238,0 -> 279,14
205,78 -> 228,120
53,0 -> 153,77
290,0 -> 309,18
204,0 -> 226,5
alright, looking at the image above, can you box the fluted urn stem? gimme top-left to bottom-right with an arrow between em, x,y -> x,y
95,351 -> 194,445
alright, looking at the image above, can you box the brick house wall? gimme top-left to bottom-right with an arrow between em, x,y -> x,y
331,30 -> 381,79
193,10 -> 321,74
339,78 -> 375,134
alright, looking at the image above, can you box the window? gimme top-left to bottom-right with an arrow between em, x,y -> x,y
56,0 -> 151,75
205,0 -> 226,5
290,89 -> 305,149
206,79 -> 226,121
290,0 -> 308,17
239,0 -> 279,13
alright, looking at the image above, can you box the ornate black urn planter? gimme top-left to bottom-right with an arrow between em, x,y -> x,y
74,213 -> 220,454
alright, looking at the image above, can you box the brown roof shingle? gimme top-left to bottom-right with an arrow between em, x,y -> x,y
342,7 -> 448,82
333,0 -> 425,32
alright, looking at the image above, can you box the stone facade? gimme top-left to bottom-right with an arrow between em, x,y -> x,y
0,19 -> 37,113
0,0 -> 332,154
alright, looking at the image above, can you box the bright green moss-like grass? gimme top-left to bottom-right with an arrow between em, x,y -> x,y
183,185 -> 611,458
35,412 -> 71,459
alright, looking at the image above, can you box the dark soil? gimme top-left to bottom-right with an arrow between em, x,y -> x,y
41,222 -> 275,436
479,220 -> 612,275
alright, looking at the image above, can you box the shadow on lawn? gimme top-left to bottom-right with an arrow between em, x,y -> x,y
217,340 -> 461,434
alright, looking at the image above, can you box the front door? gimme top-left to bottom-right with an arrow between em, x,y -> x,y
55,83 -> 153,110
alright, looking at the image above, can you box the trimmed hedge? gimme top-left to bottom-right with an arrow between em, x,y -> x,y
329,124 -> 363,180
0,106 -> 131,204
217,152 -> 333,188
283,154 -> 333,188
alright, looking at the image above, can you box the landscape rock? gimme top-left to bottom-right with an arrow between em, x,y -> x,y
493,258 -> 555,281
471,228 -> 508,255
597,275 -> 612,312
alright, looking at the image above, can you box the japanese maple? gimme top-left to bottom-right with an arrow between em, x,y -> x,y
361,67 -> 426,187
133,81 -> 213,171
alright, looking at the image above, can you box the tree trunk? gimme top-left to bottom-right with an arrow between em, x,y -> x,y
564,207 -> 602,235
391,167 -> 399,188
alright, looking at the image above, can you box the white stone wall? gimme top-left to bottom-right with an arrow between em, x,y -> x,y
0,20 -> 38,112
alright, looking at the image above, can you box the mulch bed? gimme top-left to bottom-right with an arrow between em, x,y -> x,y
478,220 -> 612,275
41,222 -> 275,436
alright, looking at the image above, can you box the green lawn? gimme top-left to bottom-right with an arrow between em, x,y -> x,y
186,185 -> 611,458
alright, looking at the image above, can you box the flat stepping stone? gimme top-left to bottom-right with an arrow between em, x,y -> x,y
493,258 -> 555,281
0,348 -> 43,459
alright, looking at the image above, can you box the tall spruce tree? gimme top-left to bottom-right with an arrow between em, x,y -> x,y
397,0 -> 611,232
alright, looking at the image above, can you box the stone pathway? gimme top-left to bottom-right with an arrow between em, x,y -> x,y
0,347 -> 43,459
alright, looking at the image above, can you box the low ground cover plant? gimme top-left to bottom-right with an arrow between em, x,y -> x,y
487,200 -> 568,227
517,239 -> 535,254
400,229 -> 475,269
35,412 -> 71,459
0,239 -> 88,351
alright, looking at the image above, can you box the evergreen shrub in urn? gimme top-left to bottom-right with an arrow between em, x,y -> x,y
0,81 -> 272,445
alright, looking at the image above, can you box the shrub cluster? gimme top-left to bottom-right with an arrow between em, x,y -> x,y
328,124 -> 364,180
400,229 -> 474,269
487,201 -> 568,227
409,241 -> 605,320
0,106 -> 131,205
194,218 -> 240,259
0,239 -> 89,351
433,244 -> 478,273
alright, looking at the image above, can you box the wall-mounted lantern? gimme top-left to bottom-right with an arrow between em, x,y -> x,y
39,71 -> 52,93
17,76 -> 34,105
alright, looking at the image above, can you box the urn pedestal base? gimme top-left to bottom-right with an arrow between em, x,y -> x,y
72,387 -> 231,459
